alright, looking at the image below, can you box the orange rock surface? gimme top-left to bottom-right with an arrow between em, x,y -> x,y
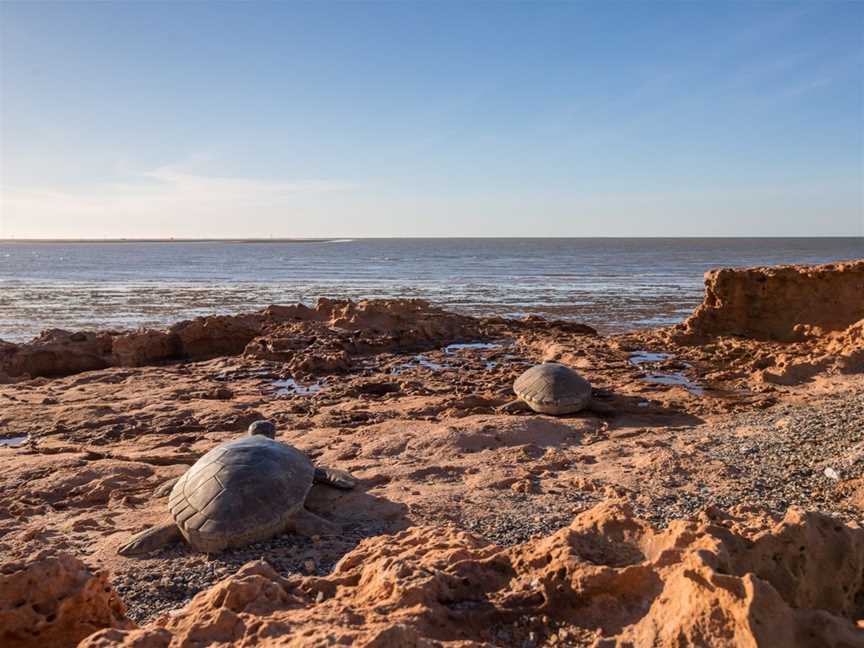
684,259 -> 864,342
0,553 -> 131,648
1,261 -> 863,648
0,299 -> 478,381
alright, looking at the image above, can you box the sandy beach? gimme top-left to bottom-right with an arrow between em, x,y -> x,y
0,259 -> 862,646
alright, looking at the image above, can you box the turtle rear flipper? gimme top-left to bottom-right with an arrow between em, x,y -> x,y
290,508 -> 340,537
118,519 -> 182,556
314,466 -> 356,490
154,476 -> 182,498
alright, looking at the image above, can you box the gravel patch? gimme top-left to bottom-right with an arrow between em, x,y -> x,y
633,388 -> 864,527
115,522 -> 391,624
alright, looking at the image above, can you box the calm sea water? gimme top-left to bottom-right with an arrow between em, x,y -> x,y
0,238 -> 860,342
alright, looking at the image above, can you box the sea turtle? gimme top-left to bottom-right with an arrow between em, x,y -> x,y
118,420 -> 355,556
503,362 -> 605,416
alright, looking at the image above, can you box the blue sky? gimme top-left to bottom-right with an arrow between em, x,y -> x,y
1,1 -> 861,238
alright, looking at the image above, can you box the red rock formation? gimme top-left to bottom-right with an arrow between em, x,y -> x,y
0,330 -> 112,379
684,260 -> 864,342
80,503 -> 864,647
0,299 -> 482,380
0,553 -> 132,648
169,314 -> 262,359
110,330 -> 180,367
244,299 -> 481,375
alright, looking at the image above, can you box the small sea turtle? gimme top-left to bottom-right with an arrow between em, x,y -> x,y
503,362 -> 601,415
118,420 -> 355,556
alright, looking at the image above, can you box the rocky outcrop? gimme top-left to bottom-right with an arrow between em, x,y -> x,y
621,260 -> 864,386
0,299 -> 483,381
684,260 -> 864,342
0,330 -> 113,379
244,299 -> 481,376
0,553 -> 132,648
81,503 -> 864,647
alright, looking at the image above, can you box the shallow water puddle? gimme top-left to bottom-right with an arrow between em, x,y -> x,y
641,373 -> 704,396
0,436 -> 28,448
444,341 -> 517,370
628,351 -> 673,366
400,355 -> 450,372
273,379 -> 323,396
502,353 -> 532,365
629,350 -> 704,396
443,342 -> 502,354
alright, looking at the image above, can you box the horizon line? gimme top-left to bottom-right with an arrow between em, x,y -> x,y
1,235 -> 862,243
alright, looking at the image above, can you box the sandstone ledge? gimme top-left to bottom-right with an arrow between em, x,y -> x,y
684,259 -> 864,342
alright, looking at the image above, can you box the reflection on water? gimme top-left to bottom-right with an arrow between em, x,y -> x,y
396,355 -> 451,373
629,349 -> 704,396
443,342 -> 503,353
273,379 -> 323,396
1,238 -> 860,341
0,436 -> 29,448
641,373 -> 705,396
628,351 -> 673,365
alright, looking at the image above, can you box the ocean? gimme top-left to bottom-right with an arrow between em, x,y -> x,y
1,238 -> 861,342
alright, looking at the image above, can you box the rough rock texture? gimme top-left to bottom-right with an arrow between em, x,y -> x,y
81,502 -> 864,647
0,299 -> 479,381
0,330 -> 113,380
684,260 -> 864,342
0,553 -> 132,648
614,259 -> 864,387
243,298 -> 480,376
2,263 -> 864,646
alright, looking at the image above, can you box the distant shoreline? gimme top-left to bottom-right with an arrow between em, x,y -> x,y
0,238 -> 342,244
0,236 -> 861,244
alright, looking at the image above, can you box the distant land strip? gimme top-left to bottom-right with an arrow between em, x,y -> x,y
0,236 -> 861,243
0,238 -> 344,244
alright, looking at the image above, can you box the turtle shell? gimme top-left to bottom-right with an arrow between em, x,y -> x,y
168,435 -> 314,552
513,362 -> 592,415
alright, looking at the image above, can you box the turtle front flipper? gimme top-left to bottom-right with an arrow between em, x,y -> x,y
585,397 -> 615,418
118,519 -> 182,556
498,399 -> 531,413
313,466 -> 356,490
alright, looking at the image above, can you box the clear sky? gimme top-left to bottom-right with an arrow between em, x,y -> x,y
1,1 -> 862,238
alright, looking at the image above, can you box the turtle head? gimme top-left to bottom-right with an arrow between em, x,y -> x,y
247,420 -> 276,439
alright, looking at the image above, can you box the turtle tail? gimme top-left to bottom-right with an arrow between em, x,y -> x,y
118,519 -> 182,556
313,466 -> 356,490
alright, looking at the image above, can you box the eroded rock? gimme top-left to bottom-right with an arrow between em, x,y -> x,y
684,260 -> 864,342
0,553 -> 132,648
81,503 -> 864,647
0,299 -> 482,380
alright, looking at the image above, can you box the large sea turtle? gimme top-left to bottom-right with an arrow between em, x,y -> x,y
118,420 -> 354,556
503,362 -> 607,416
